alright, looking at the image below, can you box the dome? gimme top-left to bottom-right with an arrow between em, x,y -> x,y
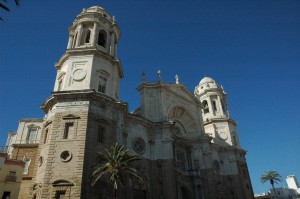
76,5 -> 115,23
199,77 -> 215,85
194,76 -> 225,96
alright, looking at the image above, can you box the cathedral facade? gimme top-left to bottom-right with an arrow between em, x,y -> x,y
6,6 -> 254,199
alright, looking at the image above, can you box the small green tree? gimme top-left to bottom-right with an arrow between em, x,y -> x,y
91,143 -> 143,199
260,171 -> 282,199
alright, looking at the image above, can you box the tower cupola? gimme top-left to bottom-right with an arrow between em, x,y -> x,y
53,6 -> 123,100
67,6 -> 120,57
195,77 -> 228,120
194,77 -> 240,147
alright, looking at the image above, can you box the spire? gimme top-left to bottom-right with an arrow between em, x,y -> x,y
175,74 -> 180,84
142,71 -> 146,82
158,69 -> 162,82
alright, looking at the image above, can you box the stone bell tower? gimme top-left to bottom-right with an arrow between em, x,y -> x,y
194,77 -> 240,147
31,6 -> 126,199
54,6 -> 123,99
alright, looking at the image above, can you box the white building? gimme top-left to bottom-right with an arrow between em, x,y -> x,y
6,6 -> 254,199
287,175 -> 300,195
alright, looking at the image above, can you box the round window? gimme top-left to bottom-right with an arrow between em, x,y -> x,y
60,151 -> 72,162
132,138 -> 146,154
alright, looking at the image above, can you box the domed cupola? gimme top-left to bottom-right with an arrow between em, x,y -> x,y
194,77 -> 241,147
53,6 -> 123,100
194,77 -> 228,120
67,6 -> 120,57
195,76 -> 226,96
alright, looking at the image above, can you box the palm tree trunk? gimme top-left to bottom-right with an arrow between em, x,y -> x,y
114,188 -> 117,199
271,183 -> 278,199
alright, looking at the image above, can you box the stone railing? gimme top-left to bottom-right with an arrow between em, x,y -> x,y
5,175 -> 17,182
13,140 -> 39,145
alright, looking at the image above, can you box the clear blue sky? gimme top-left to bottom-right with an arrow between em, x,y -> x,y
0,0 -> 299,194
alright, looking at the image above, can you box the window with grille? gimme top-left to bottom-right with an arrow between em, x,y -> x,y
132,137 -> 146,154
176,151 -> 185,171
27,128 -> 37,141
97,126 -> 105,143
98,77 -> 107,93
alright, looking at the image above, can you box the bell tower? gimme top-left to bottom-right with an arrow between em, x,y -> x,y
54,6 -> 123,99
31,6 -> 126,199
194,77 -> 240,147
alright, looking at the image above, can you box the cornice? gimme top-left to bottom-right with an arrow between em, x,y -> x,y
19,118 -> 43,122
137,82 -> 202,107
55,48 -> 123,78
41,89 -> 127,113
203,117 -> 237,126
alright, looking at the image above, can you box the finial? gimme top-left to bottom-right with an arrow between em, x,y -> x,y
158,69 -> 162,82
175,74 -> 180,84
142,71 -> 146,82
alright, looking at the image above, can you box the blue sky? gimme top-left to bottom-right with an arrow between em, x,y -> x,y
0,0 -> 299,194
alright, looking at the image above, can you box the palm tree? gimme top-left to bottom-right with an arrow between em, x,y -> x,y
260,171 -> 282,199
0,0 -> 19,20
91,143 -> 143,199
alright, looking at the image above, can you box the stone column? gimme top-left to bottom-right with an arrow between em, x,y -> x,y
217,95 -> 224,116
110,32 -> 115,56
114,43 -> 117,57
67,34 -> 74,49
91,22 -> 98,46
207,96 -> 214,116
75,24 -> 83,47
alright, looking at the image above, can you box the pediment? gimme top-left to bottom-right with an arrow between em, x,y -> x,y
163,84 -> 199,104
62,114 -> 80,120
52,179 -> 74,187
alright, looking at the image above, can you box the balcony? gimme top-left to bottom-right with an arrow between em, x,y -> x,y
12,139 -> 39,148
5,175 -> 17,182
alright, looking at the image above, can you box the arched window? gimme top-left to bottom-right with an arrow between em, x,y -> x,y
85,29 -> 91,43
80,26 -> 92,45
202,100 -> 209,114
98,30 -> 107,47
212,100 -> 217,112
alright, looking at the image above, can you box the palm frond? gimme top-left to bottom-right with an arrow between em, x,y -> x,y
91,143 -> 143,192
0,3 -> 10,11
260,171 -> 282,184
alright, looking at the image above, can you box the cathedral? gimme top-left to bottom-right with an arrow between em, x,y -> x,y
5,6 -> 254,199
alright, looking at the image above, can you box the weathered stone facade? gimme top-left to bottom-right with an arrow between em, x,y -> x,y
6,5 -> 254,199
